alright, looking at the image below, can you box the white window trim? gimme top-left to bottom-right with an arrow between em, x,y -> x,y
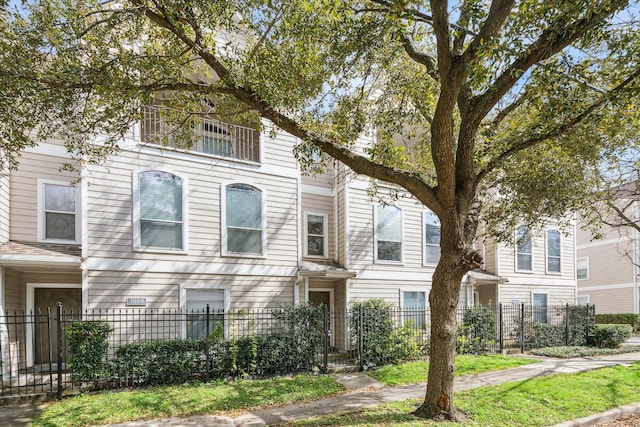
423,210 -> 441,266
373,205 -> 404,264
399,289 -> 428,329
132,168 -> 189,254
37,179 -> 81,244
576,256 -> 589,280
531,291 -> 549,323
220,181 -> 267,258
545,229 -> 562,275
179,283 -> 230,339
577,295 -> 590,305
515,226 -> 534,273
304,212 -> 328,258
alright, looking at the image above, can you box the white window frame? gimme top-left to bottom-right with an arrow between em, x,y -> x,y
515,225 -> 533,273
37,179 -> 81,244
132,169 -> 189,254
531,292 -> 549,324
577,295 -> 590,305
374,205 -> 404,264
423,210 -> 441,266
545,229 -> 562,274
304,212 -> 328,258
179,284 -> 230,339
399,289 -> 428,329
221,181 -> 267,258
576,257 -> 589,280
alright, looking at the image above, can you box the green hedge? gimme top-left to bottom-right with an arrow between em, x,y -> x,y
66,321 -> 113,384
457,306 -> 496,354
590,324 -> 633,348
595,314 -> 640,331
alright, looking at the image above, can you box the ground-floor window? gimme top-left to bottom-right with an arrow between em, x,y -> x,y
532,293 -> 548,323
185,289 -> 225,339
402,291 -> 426,329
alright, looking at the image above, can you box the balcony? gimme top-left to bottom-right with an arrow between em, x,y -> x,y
141,106 -> 260,163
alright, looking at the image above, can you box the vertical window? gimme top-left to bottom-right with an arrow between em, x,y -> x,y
402,291 -> 426,329
532,293 -> 548,323
576,257 -> 589,280
424,210 -> 441,265
42,183 -> 78,242
546,229 -> 561,273
225,183 -> 264,255
375,205 -> 402,262
516,226 -> 533,271
185,289 -> 225,339
305,213 -> 327,257
138,171 -> 184,250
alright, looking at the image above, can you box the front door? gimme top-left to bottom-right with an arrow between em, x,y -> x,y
34,287 -> 82,365
309,291 -> 331,310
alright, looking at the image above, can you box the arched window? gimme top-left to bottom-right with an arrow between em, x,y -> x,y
546,229 -> 561,273
424,210 -> 441,265
223,183 -> 264,255
516,225 -> 532,271
374,205 -> 402,262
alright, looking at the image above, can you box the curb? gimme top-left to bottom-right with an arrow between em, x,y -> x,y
548,402 -> 640,427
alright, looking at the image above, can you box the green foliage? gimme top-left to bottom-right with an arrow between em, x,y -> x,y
456,306 -> 496,354
66,321 -> 113,384
514,305 -> 593,350
530,345 -> 640,358
596,313 -> 640,331
590,324 -> 633,349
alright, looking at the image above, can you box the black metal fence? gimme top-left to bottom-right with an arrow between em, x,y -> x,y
0,303 -> 594,400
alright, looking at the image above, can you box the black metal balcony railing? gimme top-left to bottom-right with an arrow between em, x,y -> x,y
141,106 -> 260,163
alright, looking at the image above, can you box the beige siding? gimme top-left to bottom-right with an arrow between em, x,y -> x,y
337,187 -> 347,266
0,173 -> 8,243
582,287 -> 635,314
349,279 -> 431,307
4,267 -> 23,312
301,193 -> 335,260
9,152 -> 79,242
498,283 -> 575,306
87,270 -> 295,310
577,244 -> 634,288
261,123 -> 298,170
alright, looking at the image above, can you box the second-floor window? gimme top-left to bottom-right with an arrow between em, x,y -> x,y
137,171 -> 185,250
224,183 -> 264,256
40,181 -> 79,243
424,210 -> 441,265
305,213 -> 327,257
516,225 -> 533,271
375,205 -> 402,262
546,229 -> 561,273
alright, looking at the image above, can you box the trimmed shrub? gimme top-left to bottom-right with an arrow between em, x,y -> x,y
457,306 -> 496,354
66,320 -> 112,384
596,314 -> 640,332
590,324 -> 632,348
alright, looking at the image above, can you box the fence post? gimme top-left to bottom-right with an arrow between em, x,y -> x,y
499,304 -> 503,353
358,309 -> 364,371
520,303 -> 525,353
565,303 -> 570,346
322,305 -> 328,374
56,302 -> 63,400
205,304 -> 210,383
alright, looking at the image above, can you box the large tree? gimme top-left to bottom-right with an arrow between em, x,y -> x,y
2,0 -> 640,420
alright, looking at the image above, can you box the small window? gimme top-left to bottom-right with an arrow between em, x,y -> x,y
532,293 -> 548,323
402,291 -> 426,329
305,213 -> 327,257
576,257 -> 589,280
185,289 -> 225,339
224,183 -> 264,255
516,226 -> 533,271
546,229 -> 561,273
136,171 -> 185,250
577,295 -> 590,305
424,210 -> 441,265
375,205 -> 402,262
41,182 -> 78,242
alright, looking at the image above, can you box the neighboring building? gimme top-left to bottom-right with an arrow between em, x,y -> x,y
0,109 -> 577,367
576,191 -> 640,314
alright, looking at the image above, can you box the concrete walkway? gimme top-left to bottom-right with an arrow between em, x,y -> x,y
4,352 -> 640,426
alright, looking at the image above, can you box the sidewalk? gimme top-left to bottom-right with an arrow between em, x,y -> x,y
4,352 -> 640,426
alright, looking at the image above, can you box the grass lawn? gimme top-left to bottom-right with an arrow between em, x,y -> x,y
368,354 -> 538,386
32,355 -> 534,426
284,362 -> 640,426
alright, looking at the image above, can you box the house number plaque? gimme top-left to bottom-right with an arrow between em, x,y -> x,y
126,298 -> 147,306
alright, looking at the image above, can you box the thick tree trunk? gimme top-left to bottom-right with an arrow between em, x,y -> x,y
414,255 -> 467,421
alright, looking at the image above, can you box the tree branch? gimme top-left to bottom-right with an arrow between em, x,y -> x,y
461,0 -> 515,63
401,32 -> 438,80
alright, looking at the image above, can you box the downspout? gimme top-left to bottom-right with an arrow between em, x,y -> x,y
634,204 -> 639,314
573,216 -> 579,304
81,164 -> 89,314
295,137 -> 303,305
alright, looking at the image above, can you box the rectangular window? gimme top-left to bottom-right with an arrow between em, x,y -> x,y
424,210 -> 441,265
546,229 -> 561,273
577,295 -> 589,305
138,171 -> 184,250
185,289 -> 225,339
576,257 -> 589,280
305,213 -> 327,257
225,183 -> 264,255
375,205 -> 402,262
402,291 -> 426,329
516,226 -> 533,271
532,293 -> 548,323
43,183 -> 77,241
